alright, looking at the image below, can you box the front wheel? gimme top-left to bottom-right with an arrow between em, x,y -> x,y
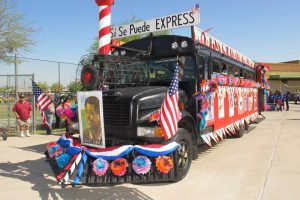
235,125 -> 245,138
169,128 -> 192,180
2,132 -> 7,141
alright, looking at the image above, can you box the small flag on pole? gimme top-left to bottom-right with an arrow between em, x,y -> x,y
192,4 -> 200,14
160,62 -> 180,140
32,81 -> 52,129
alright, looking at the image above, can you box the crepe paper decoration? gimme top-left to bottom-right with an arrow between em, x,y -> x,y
56,153 -> 71,169
155,156 -> 174,174
48,145 -> 62,158
93,158 -> 109,177
132,156 -> 151,175
47,141 -> 57,149
110,158 -> 128,176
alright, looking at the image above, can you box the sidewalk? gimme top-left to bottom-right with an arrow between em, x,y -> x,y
0,104 -> 300,200
256,104 -> 300,199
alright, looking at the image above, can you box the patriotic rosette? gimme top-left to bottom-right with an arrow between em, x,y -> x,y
48,144 -> 62,158
47,141 -> 57,149
56,153 -> 71,169
93,158 -> 109,177
47,141 -> 62,158
110,158 -> 128,176
47,135 -> 182,185
155,156 -> 174,174
132,156 -> 151,175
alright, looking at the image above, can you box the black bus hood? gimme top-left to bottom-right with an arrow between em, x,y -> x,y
103,86 -> 167,101
102,86 -> 186,144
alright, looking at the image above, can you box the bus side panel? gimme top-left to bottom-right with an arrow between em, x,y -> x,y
212,86 -> 259,132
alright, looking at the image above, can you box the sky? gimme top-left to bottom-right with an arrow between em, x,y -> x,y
1,0 -> 300,87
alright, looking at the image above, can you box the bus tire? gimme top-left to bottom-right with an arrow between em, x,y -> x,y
170,128 -> 192,180
235,126 -> 245,138
2,131 -> 7,141
244,120 -> 249,132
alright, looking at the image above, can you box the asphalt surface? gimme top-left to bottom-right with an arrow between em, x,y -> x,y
1,104 -> 300,200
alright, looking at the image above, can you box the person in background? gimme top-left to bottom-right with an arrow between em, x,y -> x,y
12,94 -> 32,137
295,90 -> 300,104
283,91 -> 290,111
44,91 -> 55,135
53,92 -> 61,128
63,96 -> 71,133
274,91 -> 283,112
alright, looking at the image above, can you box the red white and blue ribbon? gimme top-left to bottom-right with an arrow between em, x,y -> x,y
52,135 -> 181,186
134,142 -> 180,157
84,145 -> 134,161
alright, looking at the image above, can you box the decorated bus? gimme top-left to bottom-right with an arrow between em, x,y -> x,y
45,3 -> 269,188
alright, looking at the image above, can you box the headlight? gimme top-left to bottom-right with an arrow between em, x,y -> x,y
171,42 -> 178,50
181,40 -> 188,48
137,126 -> 164,138
120,50 -> 126,56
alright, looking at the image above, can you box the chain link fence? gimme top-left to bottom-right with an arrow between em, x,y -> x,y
0,56 -> 82,135
0,74 -> 35,134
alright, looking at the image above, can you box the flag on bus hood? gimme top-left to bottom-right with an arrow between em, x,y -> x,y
159,63 -> 180,140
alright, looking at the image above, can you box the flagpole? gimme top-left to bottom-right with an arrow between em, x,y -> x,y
32,73 -> 36,134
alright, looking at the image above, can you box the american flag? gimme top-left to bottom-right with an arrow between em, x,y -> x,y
160,62 -> 180,140
192,4 -> 200,14
32,81 -> 52,129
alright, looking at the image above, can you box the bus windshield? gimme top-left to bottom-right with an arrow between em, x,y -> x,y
80,55 -> 196,88
147,56 -> 196,82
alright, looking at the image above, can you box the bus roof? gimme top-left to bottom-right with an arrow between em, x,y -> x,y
192,26 -> 255,69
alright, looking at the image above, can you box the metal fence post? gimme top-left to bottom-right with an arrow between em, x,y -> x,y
32,73 -> 36,134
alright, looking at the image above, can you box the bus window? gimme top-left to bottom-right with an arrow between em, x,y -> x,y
197,55 -> 205,80
221,63 -> 227,74
239,69 -> 243,77
181,56 -> 195,80
212,60 -> 221,74
244,71 -> 250,79
233,67 -> 239,77
228,65 -> 234,76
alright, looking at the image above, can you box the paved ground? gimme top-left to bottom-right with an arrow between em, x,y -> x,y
1,104 -> 300,200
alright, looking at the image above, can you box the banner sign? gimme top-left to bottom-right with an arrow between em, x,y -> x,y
111,10 -> 200,39
192,26 -> 255,69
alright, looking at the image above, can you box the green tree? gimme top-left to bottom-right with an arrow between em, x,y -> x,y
0,86 -> 13,93
36,81 -> 49,91
0,0 -> 37,63
51,82 -> 64,92
68,81 -> 82,93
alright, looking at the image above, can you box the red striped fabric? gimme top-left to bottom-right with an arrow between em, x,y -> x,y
98,5 -> 111,55
32,81 -> 52,129
160,63 -> 180,140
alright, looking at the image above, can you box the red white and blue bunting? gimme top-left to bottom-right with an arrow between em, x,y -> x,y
200,112 -> 258,147
46,135 -> 181,186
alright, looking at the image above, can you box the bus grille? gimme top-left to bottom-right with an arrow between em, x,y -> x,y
103,98 -> 131,126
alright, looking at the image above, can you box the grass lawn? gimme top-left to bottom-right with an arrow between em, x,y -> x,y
0,103 -> 15,119
0,102 -> 40,119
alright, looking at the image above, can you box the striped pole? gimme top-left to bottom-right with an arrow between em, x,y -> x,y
95,0 -> 115,55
